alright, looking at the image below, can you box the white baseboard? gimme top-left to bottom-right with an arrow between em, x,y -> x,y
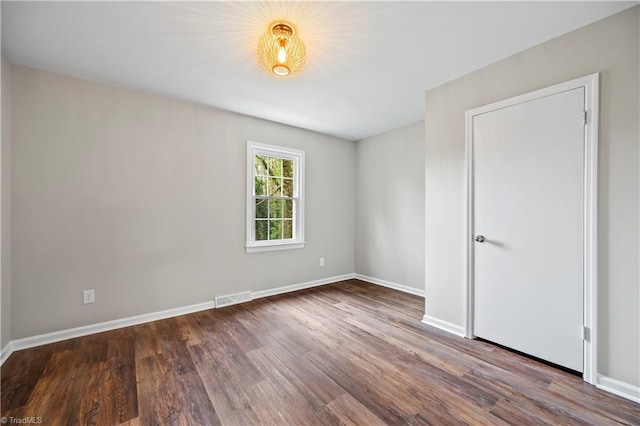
3,274 -> 639,406
0,273 -> 354,365
597,374 -> 640,403
1,341 -> 14,365
7,300 -> 217,358
421,314 -> 466,337
252,274 -> 355,299
0,273 -> 425,366
354,274 -> 425,297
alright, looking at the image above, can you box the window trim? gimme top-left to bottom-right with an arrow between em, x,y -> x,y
246,141 -> 305,253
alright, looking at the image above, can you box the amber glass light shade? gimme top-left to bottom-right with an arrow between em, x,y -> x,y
257,21 -> 306,77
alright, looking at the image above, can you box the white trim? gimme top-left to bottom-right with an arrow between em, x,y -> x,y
0,274 -> 354,364
596,375 -> 640,403
582,74 -> 599,385
465,97 -> 475,340
251,274 -> 355,299
0,273 -> 423,365
4,272 -> 636,406
5,300 -> 217,358
464,73 -> 599,384
354,274 -> 425,297
1,341 -> 14,365
422,314 -> 466,338
246,241 -> 305,253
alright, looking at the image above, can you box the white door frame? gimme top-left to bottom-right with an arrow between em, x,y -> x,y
464,73 -> 599,385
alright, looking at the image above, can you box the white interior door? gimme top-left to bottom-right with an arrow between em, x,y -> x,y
472,87 -> 584,372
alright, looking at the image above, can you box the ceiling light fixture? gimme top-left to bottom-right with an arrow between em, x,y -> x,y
257,21 -> 305,78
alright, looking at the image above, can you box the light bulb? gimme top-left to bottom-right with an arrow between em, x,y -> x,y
277,40 -> 287,64
277,47 -> 287,63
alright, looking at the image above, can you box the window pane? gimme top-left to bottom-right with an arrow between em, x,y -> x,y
283,199 -> 293,219
283,159 -> 294,178
269,200 -> 283,218
269,177 -> 282,197
283,220 -> 293,239
255,176 -> 267,196
283,178 -> 293,197
255,199 -> 268,218
269,220 -> 282,240
255,220 -> 268,241
268,157 -> 282,177
255,155 -> 268,176
247,142 -> 304,251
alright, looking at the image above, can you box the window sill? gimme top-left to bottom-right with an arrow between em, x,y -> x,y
246,241 -> 305,254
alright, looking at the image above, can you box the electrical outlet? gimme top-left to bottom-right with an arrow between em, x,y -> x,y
83,289 -> 95,304
320,257 -> 325,267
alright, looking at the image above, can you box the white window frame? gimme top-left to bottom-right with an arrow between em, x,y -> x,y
246,141 -> 305,253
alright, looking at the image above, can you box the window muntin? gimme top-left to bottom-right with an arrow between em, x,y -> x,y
246,142 -> 304,252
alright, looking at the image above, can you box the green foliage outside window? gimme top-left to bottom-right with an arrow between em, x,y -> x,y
254,154 -> 295,241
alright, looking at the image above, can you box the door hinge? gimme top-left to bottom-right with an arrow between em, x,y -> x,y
582,110 -> 587,126
582,326 -> 590,342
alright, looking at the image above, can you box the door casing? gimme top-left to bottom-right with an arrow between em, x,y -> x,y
464,73 -> 599,385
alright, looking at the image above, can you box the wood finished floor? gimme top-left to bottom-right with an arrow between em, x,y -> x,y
1,280 -> 639,425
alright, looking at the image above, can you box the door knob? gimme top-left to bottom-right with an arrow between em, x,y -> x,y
474,235 -> 485,243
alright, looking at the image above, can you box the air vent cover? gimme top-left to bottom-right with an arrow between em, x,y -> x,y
215,291 -> 252,308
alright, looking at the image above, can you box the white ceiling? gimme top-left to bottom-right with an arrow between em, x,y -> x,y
2,1 -> 636,141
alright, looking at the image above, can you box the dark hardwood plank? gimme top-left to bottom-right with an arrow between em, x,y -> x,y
2,279 -> 639,425
136,353 -> 221,425
174,314 -> 205,347
258,341 -> 346,406
188,342 -> 261,425
245,346 -> 342,426
1,346 -> 52,410
18,349 -> 83,425
326,393 -> 386,426
105,328 -> 139,424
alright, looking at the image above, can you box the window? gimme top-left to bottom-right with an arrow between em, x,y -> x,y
246,141 -> 305,253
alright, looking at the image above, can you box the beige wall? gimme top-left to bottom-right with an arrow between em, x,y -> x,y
425,6 -> 639,386
355,121 -> 425,290
10,64 -> 355,339
1,55 -> 11,349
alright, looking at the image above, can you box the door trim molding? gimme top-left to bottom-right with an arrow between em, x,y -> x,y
464,73 -> 599,385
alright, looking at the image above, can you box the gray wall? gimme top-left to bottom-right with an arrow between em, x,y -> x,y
355,122 -> 425,291
1,55 -> 11,349
10,64 -> 355,339
425,6 -> 639,386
